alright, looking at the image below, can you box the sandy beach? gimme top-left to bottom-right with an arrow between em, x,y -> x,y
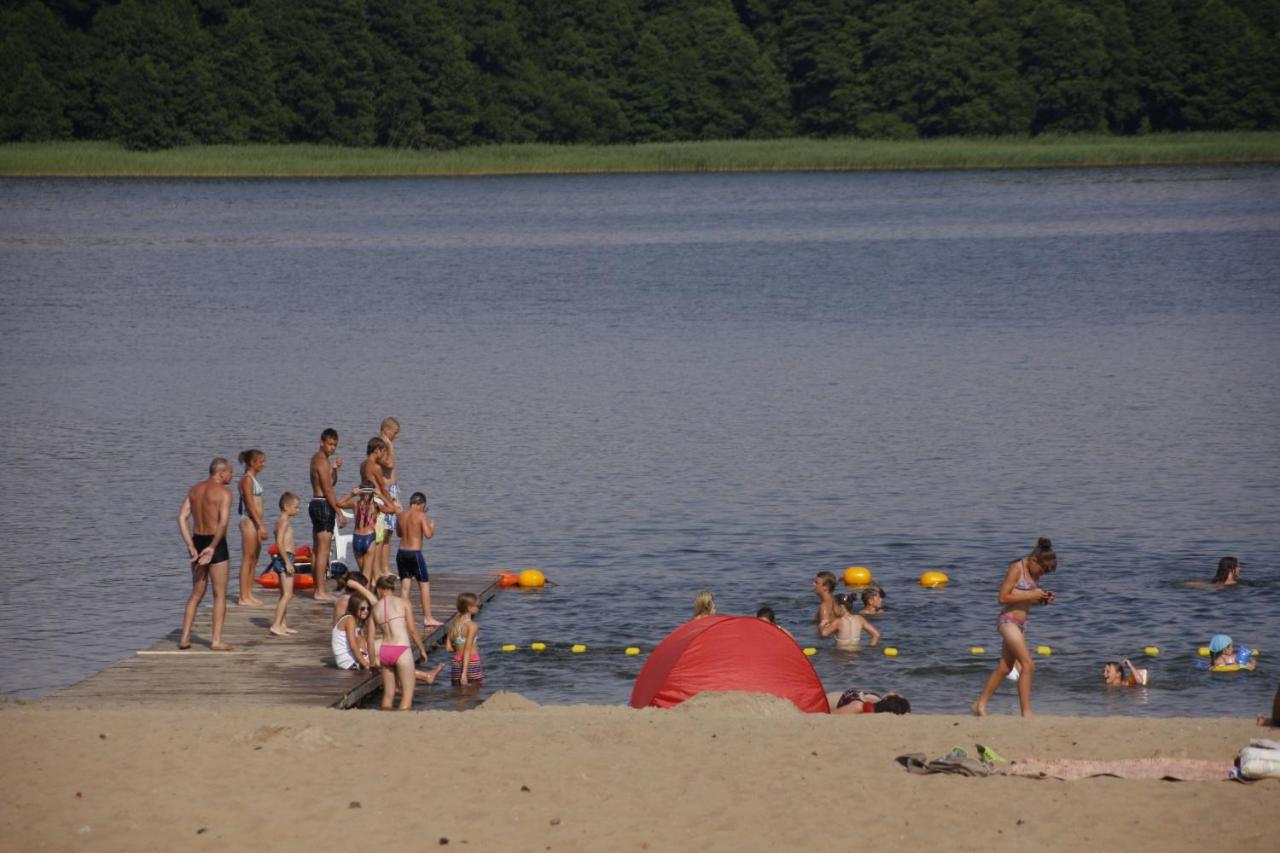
5,693 -> 1275,852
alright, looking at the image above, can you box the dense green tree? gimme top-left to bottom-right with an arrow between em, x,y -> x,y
91,0 -> 217,149
632,0 -> 792,140
368,0 -> 479,147
1020,1 -> 1111,133
258,0 -> 375,145
1182,0 -> 1280,129
1127,0 -> 1189,130
203,9 -> 288,142
2,0 -> 1279,147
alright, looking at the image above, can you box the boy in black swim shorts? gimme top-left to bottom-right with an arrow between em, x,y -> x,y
308,428 -> 344,601
396,492 -> 441,629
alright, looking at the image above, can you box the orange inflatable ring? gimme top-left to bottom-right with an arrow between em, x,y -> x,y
255,570 -> 315,590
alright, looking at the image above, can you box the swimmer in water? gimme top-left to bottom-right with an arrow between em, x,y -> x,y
756,606 -> 796,640
821,594 -> 880,650
691,590 -> 716,620
1209,634 -> 1256,671
971,537 -> 1057,717
1103,659 -> 1149,687
859,586 -> 885,616
1212,556 -> 1241,586
813,571 -> 838,633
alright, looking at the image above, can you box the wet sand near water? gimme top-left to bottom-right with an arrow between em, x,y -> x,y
4,693 -> 1277,852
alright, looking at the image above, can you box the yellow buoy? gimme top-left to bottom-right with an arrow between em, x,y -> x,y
843,566 -> 873,587
501,644 -> 517,652
571,644 -> 587,653
1143,646 -> 1160,657
970,647 -> 986,655
883,647 -> 899,657
530,642 -> 547,651
518,569 -> 546,588
625,647 -> 640,656
1036,645 -> 1052,656
1197,647 -> 1210,657
1251,648 -> 1261,657
802,647 -> 817,656
919,571 -> 949,588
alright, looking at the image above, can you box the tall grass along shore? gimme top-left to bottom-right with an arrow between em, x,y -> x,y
2,133 -> 1278,178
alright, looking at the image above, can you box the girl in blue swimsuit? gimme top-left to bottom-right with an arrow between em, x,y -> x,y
972,537 -> 1057,717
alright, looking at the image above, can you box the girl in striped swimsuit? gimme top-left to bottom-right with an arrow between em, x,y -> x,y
447,592 -> 483,687
972,537 -> 1057,718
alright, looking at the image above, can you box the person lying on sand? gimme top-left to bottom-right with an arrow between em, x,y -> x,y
831,689 -> 911,715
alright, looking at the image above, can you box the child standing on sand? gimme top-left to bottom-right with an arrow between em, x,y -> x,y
268,492 -> 301,637
821,594 -> 880,650
447,592 -> 483,686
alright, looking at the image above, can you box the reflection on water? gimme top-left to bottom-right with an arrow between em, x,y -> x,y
0,167 -> 1277,717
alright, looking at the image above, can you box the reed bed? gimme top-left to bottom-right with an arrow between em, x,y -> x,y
2,133 -> 1278,177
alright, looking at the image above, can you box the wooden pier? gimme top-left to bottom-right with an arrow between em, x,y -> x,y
42,574 -> 501,709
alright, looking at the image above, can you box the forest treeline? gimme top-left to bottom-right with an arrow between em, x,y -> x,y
2,0 -> 1278,150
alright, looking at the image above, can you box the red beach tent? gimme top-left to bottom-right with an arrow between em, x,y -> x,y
630,615 -> 829,713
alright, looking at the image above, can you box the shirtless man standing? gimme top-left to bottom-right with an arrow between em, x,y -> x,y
309,428 -> 345,601
373,418 -> 400,581
397,492 -> 442,629
813,571 -> 839,634
177,458 -> 235,650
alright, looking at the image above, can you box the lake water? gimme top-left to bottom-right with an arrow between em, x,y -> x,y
1,167 -> 1277,717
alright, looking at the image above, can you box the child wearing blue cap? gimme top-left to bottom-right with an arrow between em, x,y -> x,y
1210,634 -> 1256,671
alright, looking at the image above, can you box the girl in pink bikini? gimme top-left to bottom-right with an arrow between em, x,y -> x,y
346,576 -> 430,710
972,537 -> 1057,717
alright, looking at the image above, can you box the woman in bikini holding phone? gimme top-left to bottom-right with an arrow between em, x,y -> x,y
972,537 -> 1057,717
346,576 -> 429,710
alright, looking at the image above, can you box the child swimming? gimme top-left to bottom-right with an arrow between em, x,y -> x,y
1212,557 -> 1242,586
1209,634 -> 1256,671
691,590 -> 716,620
859,586 -> 885,616
757,606 -> 796,640
1103,659 -> 1149,687
820,594 -> 880,650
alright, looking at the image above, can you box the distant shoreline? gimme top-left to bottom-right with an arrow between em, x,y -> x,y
2,133 -> 1279,178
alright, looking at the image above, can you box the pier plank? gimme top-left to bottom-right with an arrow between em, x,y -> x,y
43,574 -> 500,709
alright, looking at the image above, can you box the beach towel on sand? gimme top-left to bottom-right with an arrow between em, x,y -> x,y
896,748 -> 1230,782
1000,758 -> 1230,782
